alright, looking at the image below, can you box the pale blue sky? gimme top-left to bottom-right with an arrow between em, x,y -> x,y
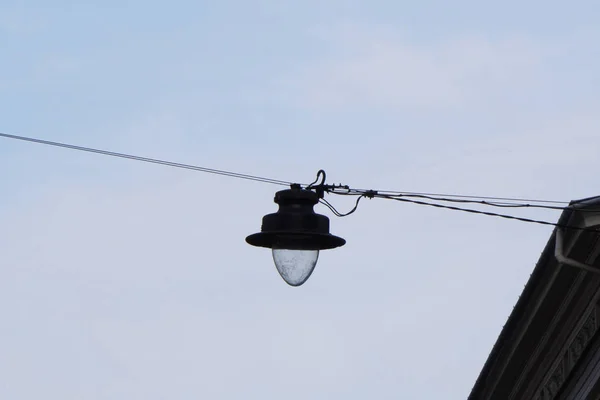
1,1 -> 600,399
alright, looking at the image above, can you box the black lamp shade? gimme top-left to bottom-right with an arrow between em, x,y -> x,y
246,187 -> 346,251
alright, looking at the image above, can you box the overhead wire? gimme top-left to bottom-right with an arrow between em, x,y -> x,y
350,188 -> 569,205
0,132 -> 575,204
335,190 -> 599,212
0,132 -> 293,186
3,131 -> 595,232
376,194 -> 596,232
325,189 -> 600,233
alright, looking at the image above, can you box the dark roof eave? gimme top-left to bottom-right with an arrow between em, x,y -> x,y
468,195 -> 600,399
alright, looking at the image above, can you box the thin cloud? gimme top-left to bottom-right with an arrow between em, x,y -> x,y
274,24 -> 546,110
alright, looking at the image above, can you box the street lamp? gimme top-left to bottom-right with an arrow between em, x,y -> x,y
246,184 -> 346,286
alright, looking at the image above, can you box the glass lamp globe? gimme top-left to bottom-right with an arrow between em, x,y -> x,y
272,246 -> 319,287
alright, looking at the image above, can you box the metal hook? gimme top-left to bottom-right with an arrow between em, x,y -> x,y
304,170 -> 327,199
306,170 -> 326,190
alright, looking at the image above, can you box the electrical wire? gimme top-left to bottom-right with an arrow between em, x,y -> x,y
335,190 -> 599,213
0,132 -> 292,186
377,194 -> 594,231
351,188 -> 569,205
319,196 -> 364,217
2,131 -> 589,231
326,189 -> 600,233
319,199 -> 342,217
323,183 -> 600,213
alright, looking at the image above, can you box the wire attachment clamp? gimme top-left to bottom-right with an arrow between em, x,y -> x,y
304,169 -> 350,199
